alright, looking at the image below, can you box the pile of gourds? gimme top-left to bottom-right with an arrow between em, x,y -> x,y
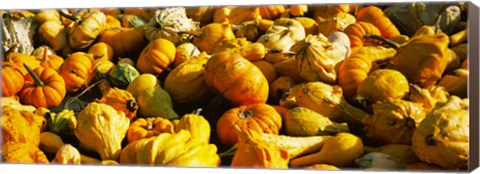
1,2 -> 470,171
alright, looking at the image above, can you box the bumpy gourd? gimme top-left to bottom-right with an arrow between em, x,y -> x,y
175,109 -> 211,144
74,102 -> 130,161
2,105 -> 46,146
145,7 -> 200,45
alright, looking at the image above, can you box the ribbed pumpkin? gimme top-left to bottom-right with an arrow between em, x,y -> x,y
216,103 -> 282,147
204,52 -> 269,106
343,21 -> 382,48
191,22 -> 236,54
1,62 -> 25,97
126,117 -> 174,143
19,64 -> 66,109
59,52 -> 95,93
136,38 -> 176,75
35,47 -> 64,71
98,27 -> 146,58
97,87 -> 138,120
356,6 -> 400,39
64,10 -> 107,50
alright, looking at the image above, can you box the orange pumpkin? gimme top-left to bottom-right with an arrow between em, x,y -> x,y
105,15 -> 122,29
216,103 -> 282,147
98,27 -> 146,58
1,62 -> 25,97
4,52 -> 40,75
126,117 -> 174,143
252,60 -> 277,84
59,52 -> 94,93
204,52 -> 269,106
97,87 -> 138,120
356,6 -> 400,39
343,21 -> 382,48
18,63 -> 66,108
36,47 -> 64,71
192,22 -> 236,54
258,5 -> 286,20
136,38 -> 176,75
337,52 -> 375,98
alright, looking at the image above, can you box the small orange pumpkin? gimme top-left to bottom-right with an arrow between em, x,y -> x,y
59,52 -> 94,93
98,27 -> 146,58
18,63 -> 66,108
1,62 -> 25,97
136,38 -> 176,75
36,46 -> 64,71
216,103 -> 282,147
356,6 -> 401,39
343,21 -> 382,48
87,42 -> 114,61
97,87 -> 138,120
126,117 -> 174,143
4,52 -> 40,75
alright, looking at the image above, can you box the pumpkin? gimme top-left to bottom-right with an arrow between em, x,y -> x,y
136,38 -> 176,75
87,42 -> 114,61
356,6 -> 401,39
144,7 -> 200,45
104,15 -> 122,29
191,22 -> 236,54
216,103 -> 282,147
175,109 -> 212,144
19,63 -> 66,108
59,52 -> 95,93
62,10 -> 107,50
343,21 -> 383,48
364,98 -> 427,145
36,20 -> 68,51
357,69 -> 410,103
98,27 -> 146,58
411,96 -> 469,170
269,76 -> 296,103
36,46 -> 64,71
316,12 -> 357,37
108,63 -> 140,89
292,32 -> 350,84
204,52 -> 269,106
1,62 -> 25,97
97,87 -> 138,120
35,9 -> 61,24
214,37 -> 267,61
337,46 -> 397,98
258,5 -> 286,20
231,128 -> 290,168
2,105 -> 46,146
2,142 -> 49,163
164,52 -> 212,104
74,102 -> 130,161
4,52 -> 40,75
310,4 -> 359,19
126,117 -> 174,143
252,60 -> 277,84
289,5 -> 308,17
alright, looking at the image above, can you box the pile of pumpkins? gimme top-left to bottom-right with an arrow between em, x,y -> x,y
1,2 -> 470,171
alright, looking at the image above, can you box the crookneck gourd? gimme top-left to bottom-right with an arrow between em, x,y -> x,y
74,102 -> 130,161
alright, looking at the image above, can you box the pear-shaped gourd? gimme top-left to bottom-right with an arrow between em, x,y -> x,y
126,73 -> 160,99
136,85 -> 179,120
283,107 -> 349,136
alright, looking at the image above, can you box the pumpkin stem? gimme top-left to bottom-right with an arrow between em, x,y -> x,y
218,144 -> 238,157
41,46 -> 49,61
363,35 -> 400,48
59,9 -> 79,22
23,63 -> 44,86
4,43 -> 19,58
126,100 -> 138,112
191,108 -> 203,115
238,109 -> 254,119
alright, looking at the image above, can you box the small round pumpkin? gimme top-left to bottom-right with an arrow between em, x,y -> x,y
343,21 -> 382,48
98,27 -> 146,58
204,52 -> 269,106
97,87 -> 138,120
216,103 -> 282,147
1,62 -> 25,97
59,52 -> 94,93
35,46 -> 64,71
357,69 -> 410,103
192,22 -> 236,54
136,38 -> 176,75
19,63 -> 66,108
126,117 -> 174,143
65,10 -> 107,50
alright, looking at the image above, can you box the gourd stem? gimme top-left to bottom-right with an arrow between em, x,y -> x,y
59,10 -> 79,22
192,108 -> 203,115
23,63 -> 44,86
5,43 -> 19,57
363,35 -> 400,49
218,144 -> 238,157
42,47 -> 49,61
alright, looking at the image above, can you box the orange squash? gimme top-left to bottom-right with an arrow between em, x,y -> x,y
97,87 -> 138,120
19,64 -> 66,109
337,52 -> 375,98
343,21 -> 382,48
356,6 -> 401,39
136,38 -> 176,75
126,117 -> 174,143
204,52 -> 269,106
98,27 -> 146,58
216,103 -> 282,147
1,62 -> 25,97
59,52 -> 94,93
